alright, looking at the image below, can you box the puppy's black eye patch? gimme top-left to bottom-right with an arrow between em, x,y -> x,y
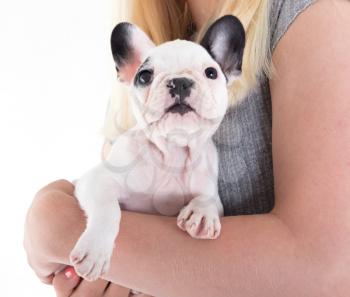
135,69 -> 153,87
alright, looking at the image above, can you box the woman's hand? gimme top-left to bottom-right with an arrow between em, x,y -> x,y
23,180 -> 76,281
52,266 -> 131,297
24,179 -> 151,297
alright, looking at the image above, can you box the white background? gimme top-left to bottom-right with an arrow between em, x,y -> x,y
0,0 -> 116,295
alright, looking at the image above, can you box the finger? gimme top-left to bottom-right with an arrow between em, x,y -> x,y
53,267 -> 81,297
33,263 -> 67,285
104,283 -> 130,297
37,272 -> 54,285
71,278 -> 109,297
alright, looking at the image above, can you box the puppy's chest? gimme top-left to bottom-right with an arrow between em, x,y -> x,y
117,153 -> 194,216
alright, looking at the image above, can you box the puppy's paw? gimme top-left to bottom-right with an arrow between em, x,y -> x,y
70,232 -> 114,281
177,199 -> 221,239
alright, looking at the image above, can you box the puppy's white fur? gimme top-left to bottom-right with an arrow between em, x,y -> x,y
70,18 -> 244,282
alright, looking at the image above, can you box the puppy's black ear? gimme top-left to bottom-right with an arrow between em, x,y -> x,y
200,15 -> 245,83
111,22 -> 155,84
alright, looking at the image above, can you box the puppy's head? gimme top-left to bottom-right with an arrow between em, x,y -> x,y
111,16 -> 245,147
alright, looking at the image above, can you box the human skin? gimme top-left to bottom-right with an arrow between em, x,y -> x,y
24,0 -> 350,296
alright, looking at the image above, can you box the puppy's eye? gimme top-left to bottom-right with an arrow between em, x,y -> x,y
137,70 -> 153,85
205,67 -> 218,80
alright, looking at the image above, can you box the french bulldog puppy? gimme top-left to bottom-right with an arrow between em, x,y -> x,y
70,15 -> 245,281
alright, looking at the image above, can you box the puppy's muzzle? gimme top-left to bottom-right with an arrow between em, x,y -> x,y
166,78 -> 195,115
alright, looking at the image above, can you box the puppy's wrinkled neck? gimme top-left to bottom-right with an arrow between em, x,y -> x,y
145,127 -> 211,169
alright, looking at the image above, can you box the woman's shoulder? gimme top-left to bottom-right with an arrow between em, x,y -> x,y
269,0 -> 316,51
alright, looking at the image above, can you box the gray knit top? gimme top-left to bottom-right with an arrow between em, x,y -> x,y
214,0 -> 315,216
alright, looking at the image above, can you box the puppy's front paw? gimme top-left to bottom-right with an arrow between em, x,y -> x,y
70,232 -> 114,281
177,199 -> 221,239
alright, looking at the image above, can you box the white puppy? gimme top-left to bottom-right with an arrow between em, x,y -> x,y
70,15 -> 245,281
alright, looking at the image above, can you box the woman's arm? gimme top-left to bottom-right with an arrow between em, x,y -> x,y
25,1 -> 350,296
26,183 -> 297,297
26,185 -> 345,297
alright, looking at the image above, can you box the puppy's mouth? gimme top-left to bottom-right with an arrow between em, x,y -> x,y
165,102 -> 195,116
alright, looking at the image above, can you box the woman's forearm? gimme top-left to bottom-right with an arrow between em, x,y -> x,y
29,188 -> 329,297
103,212 -> 318,297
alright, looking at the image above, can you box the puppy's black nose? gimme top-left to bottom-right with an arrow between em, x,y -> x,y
167,78 -> 194,102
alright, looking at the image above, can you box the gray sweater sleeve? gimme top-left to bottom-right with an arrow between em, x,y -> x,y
270,0 -> 316,51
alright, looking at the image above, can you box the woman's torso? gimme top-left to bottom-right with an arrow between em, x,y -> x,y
214,0 -> 315,216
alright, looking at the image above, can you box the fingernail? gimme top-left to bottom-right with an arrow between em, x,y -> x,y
64,267 -> 76,279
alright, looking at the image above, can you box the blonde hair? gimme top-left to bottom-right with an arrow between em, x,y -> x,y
102,0 -> 271,141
